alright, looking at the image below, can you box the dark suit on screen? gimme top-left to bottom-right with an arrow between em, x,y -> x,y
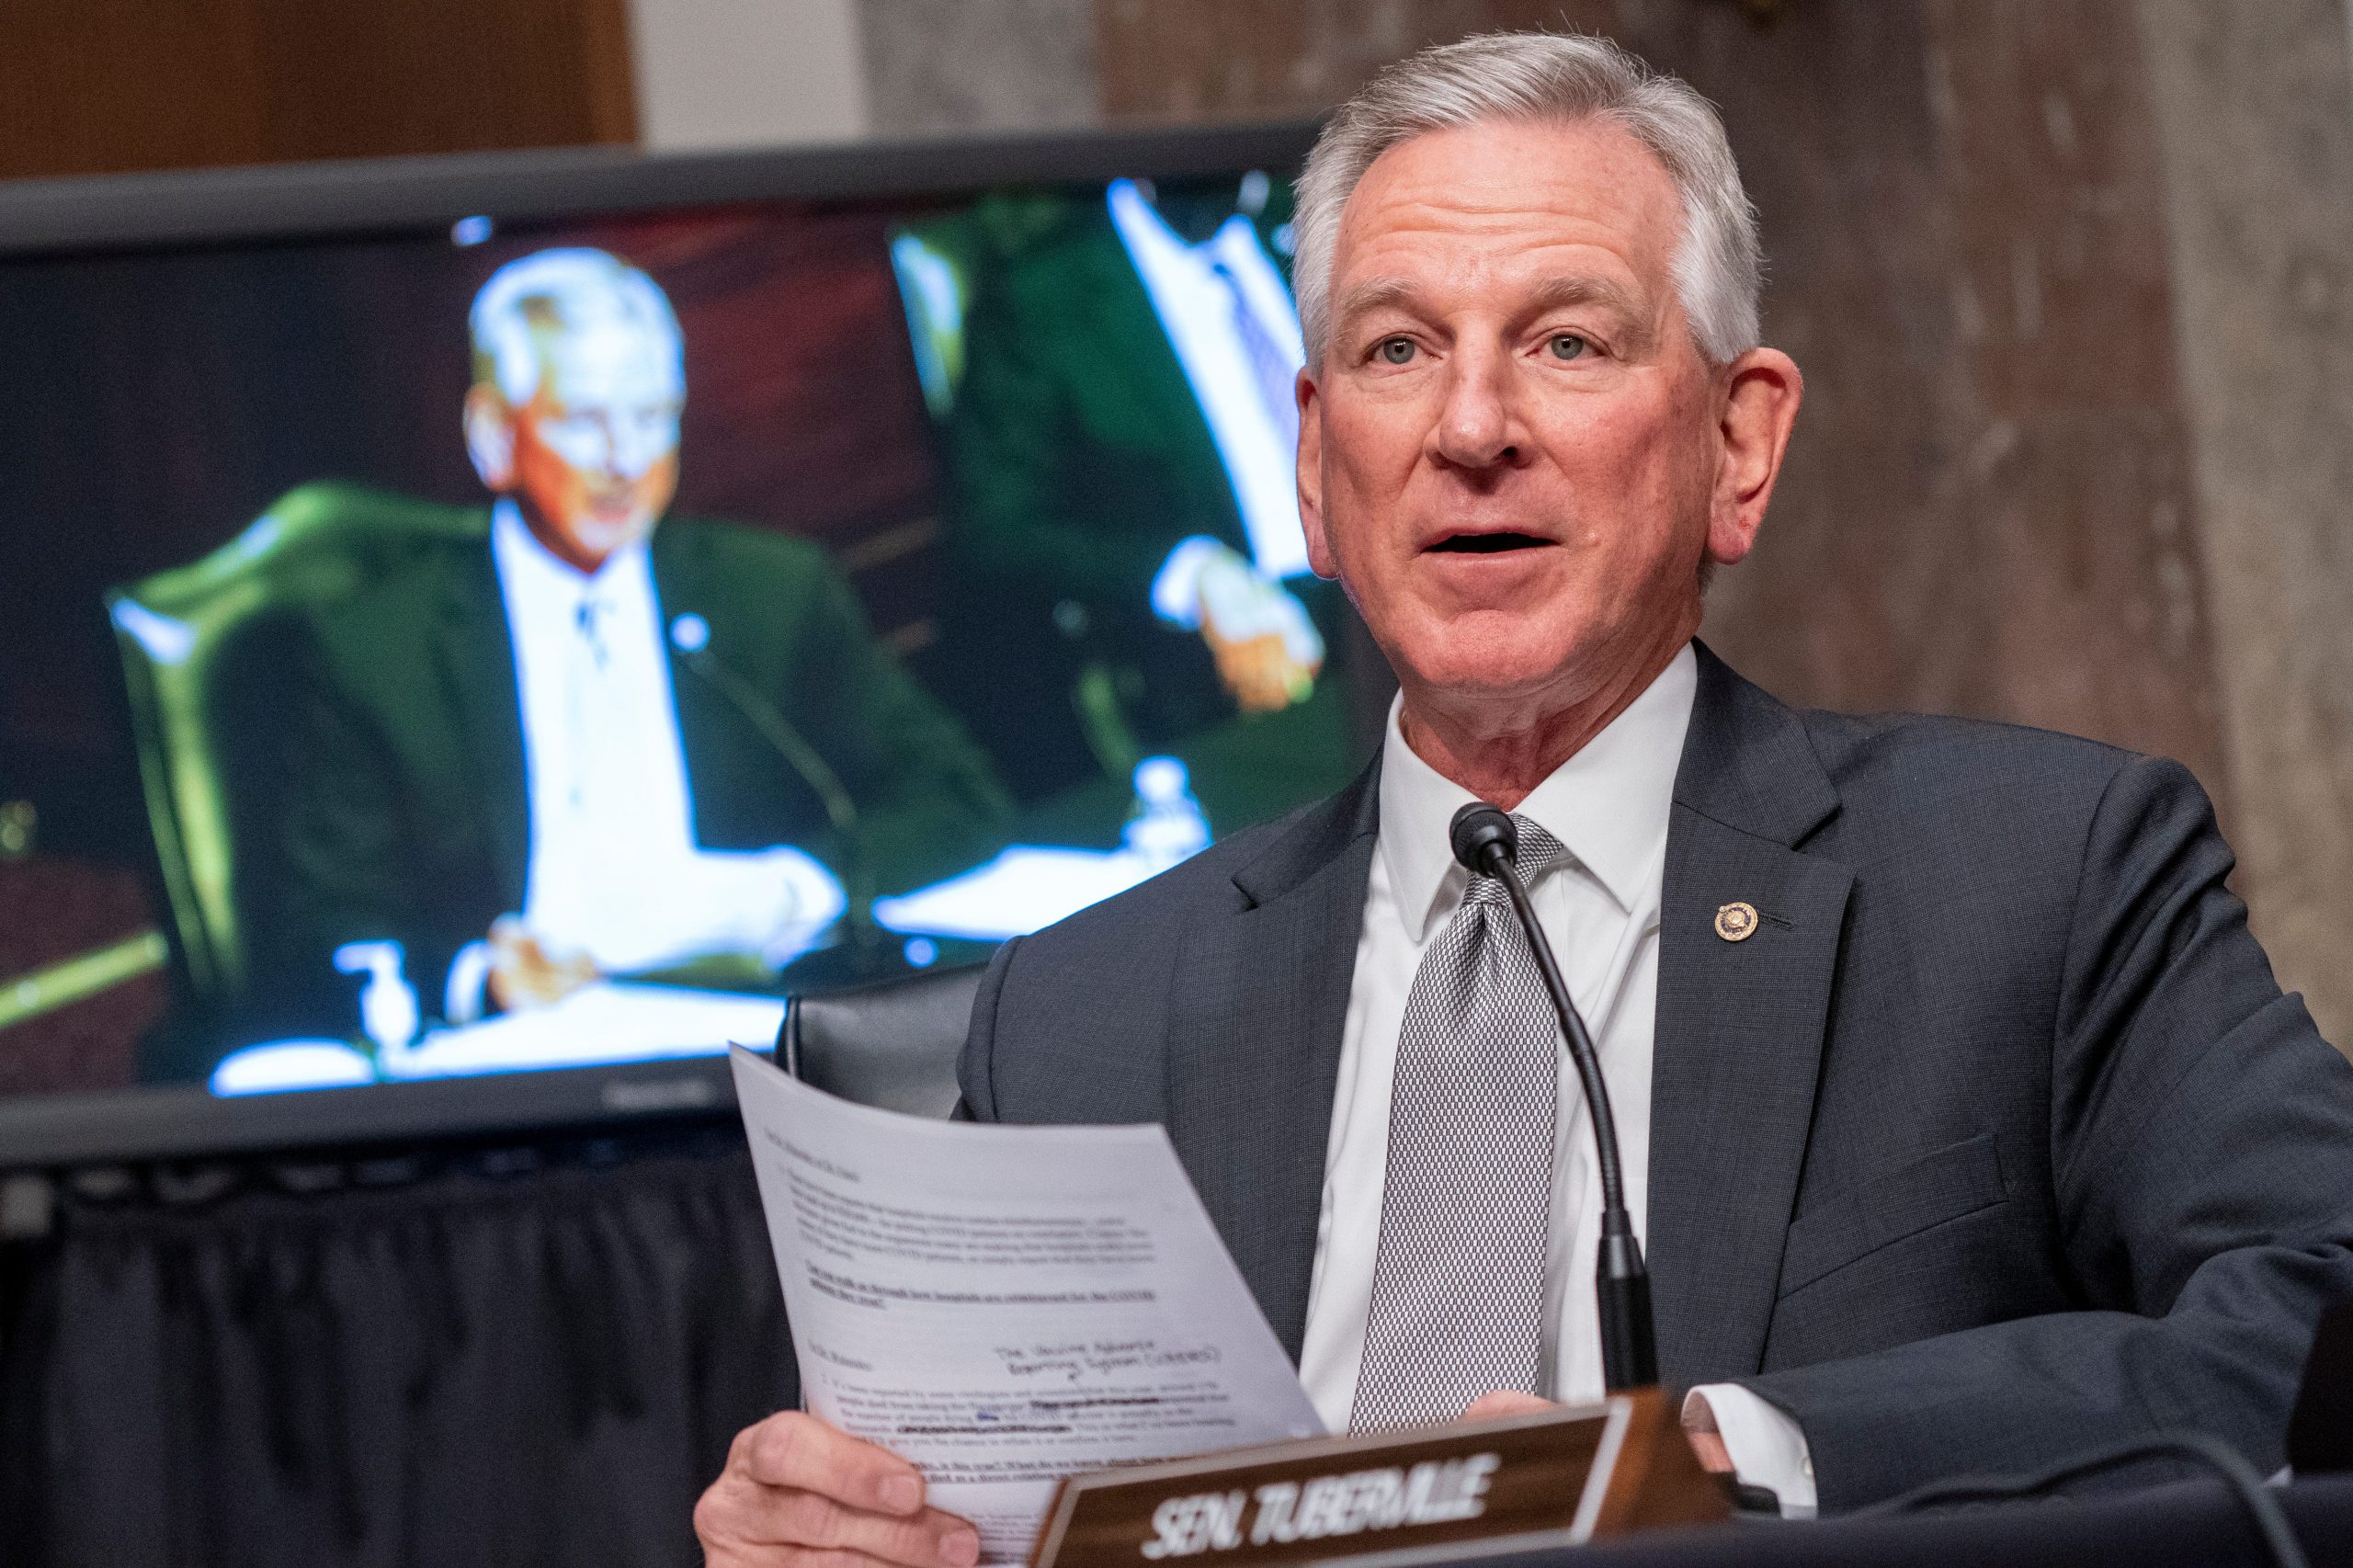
954,642 -> 2353,1508
930,188 -> 1344,802
275,507 -> 1011,1024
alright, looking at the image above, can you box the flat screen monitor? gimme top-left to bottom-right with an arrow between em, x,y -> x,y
0,123 -> 1390,1163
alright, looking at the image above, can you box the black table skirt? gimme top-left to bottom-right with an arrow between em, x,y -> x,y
0,1124 -> 797,1568
4,1124 -> 2346,1568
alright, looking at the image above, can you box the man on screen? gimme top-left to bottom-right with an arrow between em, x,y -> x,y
279,248 -> 1008,1024
904,177 -> 1338,804
696,33 -> 2353,1561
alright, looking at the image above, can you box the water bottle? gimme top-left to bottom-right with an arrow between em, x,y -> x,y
1123,756 -> 1211,871
333,940 -> 420,1055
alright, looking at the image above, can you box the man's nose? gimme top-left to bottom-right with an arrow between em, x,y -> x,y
1429,344 -> 1524,472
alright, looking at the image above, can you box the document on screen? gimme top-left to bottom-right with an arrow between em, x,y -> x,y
728,1047 -> 1327,1562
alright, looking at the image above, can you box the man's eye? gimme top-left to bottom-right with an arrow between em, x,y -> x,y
1549,334 -> 1589,360
1376,337 -> 1417,365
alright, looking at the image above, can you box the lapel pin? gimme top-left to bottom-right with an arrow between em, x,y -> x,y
1714,901 -> 1760,942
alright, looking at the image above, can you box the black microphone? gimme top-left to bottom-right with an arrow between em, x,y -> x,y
1449,801 -> 1659,1392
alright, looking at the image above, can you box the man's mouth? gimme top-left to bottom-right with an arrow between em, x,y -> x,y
1427,531 -> 1552,554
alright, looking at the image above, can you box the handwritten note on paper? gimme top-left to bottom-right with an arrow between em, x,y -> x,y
729,1048 -> 1325,1562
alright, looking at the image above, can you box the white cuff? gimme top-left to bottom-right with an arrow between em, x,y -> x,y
1149,537 -> 1226,629
1684,1383 -> 1816,1518
443,939 -> 495,1025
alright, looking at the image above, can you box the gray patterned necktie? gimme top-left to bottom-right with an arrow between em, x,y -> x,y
1350,816 -> 1567,1432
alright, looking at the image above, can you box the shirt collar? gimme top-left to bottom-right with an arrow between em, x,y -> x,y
1376,642 -> 1698,942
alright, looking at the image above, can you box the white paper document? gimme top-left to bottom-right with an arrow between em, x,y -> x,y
729,1047 -> 1326,1562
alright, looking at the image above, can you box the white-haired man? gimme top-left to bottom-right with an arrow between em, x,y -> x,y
278,248 -> 1009,1029
696,33 -> 2353,1562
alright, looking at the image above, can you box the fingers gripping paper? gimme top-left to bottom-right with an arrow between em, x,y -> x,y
729,1049 -> 1326,1562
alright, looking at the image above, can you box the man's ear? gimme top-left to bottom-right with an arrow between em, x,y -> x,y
1297,368 -> 1341,580
463,383 -> 517,491
1707,347 -> 1802,569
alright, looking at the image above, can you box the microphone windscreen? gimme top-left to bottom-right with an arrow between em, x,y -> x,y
1449,802 -> 1516,873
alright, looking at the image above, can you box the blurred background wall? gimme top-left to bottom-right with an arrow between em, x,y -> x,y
2,0 -> 2347,1046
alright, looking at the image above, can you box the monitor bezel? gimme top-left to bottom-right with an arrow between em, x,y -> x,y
0,121 -> 1319,260
0,119 -> 1321,1171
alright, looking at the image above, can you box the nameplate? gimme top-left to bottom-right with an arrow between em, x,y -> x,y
1029,1389 -> 1724,1568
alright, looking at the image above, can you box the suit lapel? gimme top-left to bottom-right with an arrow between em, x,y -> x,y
433,543 -> 532,906
1647,643 -> 1850,1384
1164,759 -> 1381,1363
648,522 -> 722,812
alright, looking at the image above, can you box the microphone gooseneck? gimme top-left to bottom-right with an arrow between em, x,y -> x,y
1449,801 -> 1659,1392
678,643 -> 880,959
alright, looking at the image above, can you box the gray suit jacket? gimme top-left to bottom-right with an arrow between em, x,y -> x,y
957,642 -> 2353,1509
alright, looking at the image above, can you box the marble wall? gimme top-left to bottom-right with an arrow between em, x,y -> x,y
859,0 -> 1099,134
859,0 -> 2353,1044
2137,0 -> 2353,1054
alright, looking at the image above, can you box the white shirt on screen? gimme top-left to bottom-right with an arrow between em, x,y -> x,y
490,501 -> 842,979
1297,642 -> 1818,1515
1106,177 -> 1311,581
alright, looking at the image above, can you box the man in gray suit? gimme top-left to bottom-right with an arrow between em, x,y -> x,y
696,34 -> 2353,1563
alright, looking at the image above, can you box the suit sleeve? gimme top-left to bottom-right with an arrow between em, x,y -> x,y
1739,756 -> 2353,1508
953,936 -> 1021,1125
272,629 -> 471,1031
782,556 -> 1014,898
949,251 -> 1206,613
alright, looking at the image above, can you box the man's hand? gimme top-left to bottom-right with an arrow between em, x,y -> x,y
695,1410 -> 981,1568
1460,1391 -> 1555,1422
1149,537 -> 1324,714
745,846 -> 849,968
487,915 -> 599,1010
1458,1392 -> 1734,1475
1201,624 -> 1318,713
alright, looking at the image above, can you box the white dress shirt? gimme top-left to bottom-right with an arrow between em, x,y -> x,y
1297,643 -> 1817,1513
490,502 -> 843,980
